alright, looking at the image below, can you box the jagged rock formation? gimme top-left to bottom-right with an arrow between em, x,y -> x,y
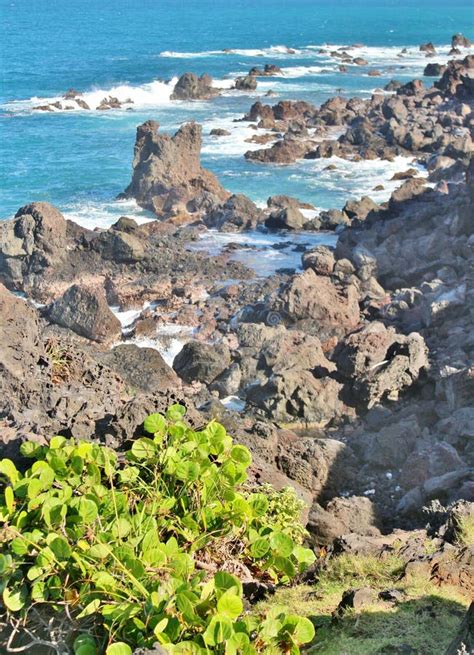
122,120 -> 229,215
171,72 -> 219,100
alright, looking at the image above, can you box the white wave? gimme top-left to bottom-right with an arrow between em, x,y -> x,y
189,229 -> 337,277
61,198 -> 155,231
301,155 -> 428,208
202,115 -> 275,157
278,64 -> 338,78
159,45 -> 303,59
221,396 -> 246,412
4,78 -> 178,114
310,43 -> 473,73
127,325 -> 195,366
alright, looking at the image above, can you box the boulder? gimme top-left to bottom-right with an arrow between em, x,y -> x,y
424,62 -> 447,77
343,196 -> 379,221
234,75 -> 258,91
171,72 -> 218,100
419,42 -> 436,54
173,340 -> 231,384
302,246 -> 335,275
99,344 -> 180,393
204,194 -> 263,231
96,96 -> 123,110
280,268 -> 360,340
122,121 -> 228,215
251,370 -> 344,425
209,128 -> 231,136
0,284 -> 43,416
45,284 -> 122,343
258,330 -> 335,374
265,206 -> 306,230
336,323 -> 429,408
245,137 -> 311,164
308,496 -> 381,545
451,33 -> 473,48
93,230 -> 145,263
0,202 -> 67,289
335,588 -> 375,615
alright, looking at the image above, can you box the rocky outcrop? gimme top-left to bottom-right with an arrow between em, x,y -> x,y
241,55 -> 474,166
0,284 -> 195,445
173,340 -> 231,384
423,62 -> 447,76
451,33 -> 473,48
171,73 -> 218,100
122,121 -> 229,215
245,136 -> 311,164
336,322 -> 429,408
0,202 -> 67,290
265,206 -> 306,230
204,194 -> 263,231
234,75 -> 257,91
278,268 -> 361,340
45,284 -> 122,343
308,496 -> 381,545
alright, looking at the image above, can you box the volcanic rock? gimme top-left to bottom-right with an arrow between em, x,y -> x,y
45,284 -> 121,343
171,72 -> 218,100
122,120 -> 228,215
173,340 -> 231,384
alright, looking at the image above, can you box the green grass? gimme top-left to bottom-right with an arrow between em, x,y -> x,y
456,510 -> 474,547
255,554 -> 471,655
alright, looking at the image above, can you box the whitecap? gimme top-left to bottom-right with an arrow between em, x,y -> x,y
3,78 -> 178,114
61,198 -> 155,231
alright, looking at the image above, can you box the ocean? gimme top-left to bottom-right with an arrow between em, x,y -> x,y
1,0 -> 473,229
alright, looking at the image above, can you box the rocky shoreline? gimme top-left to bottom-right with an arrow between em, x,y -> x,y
1,36 -> 473,642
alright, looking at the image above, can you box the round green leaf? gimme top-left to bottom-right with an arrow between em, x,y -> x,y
4,486 -> 14,513
75,645 -> 97,655
131,437 -> 156,460
78,498 -> 98,523
143,413 -> 167,435
274,556 -> 296,579
49,536 -> 72,561
105,644 -> 132,655
166,404 -> 186,421
230,445 -> 252,467
270,531 -> 294,557
293,545 -> 316,567
0,459 -> 20,484
217,590 -> 243,619
203,615 -> 233,646
250,537 -> 270,559
74,634 -> 97,655
111,518 -> 131,539
248,493 -> 269,517
11,537 -> 28,556
283,615 -> 315,644
175,461 -> 200,482
3,586 -> 26,612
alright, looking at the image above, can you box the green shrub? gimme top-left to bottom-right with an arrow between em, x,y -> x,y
0,404 -> 315,654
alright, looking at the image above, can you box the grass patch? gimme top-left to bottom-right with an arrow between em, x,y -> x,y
456,510 -> 474,547
255,554 -> 471,655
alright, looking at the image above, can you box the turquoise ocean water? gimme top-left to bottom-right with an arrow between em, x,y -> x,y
1,0 -> 473,228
